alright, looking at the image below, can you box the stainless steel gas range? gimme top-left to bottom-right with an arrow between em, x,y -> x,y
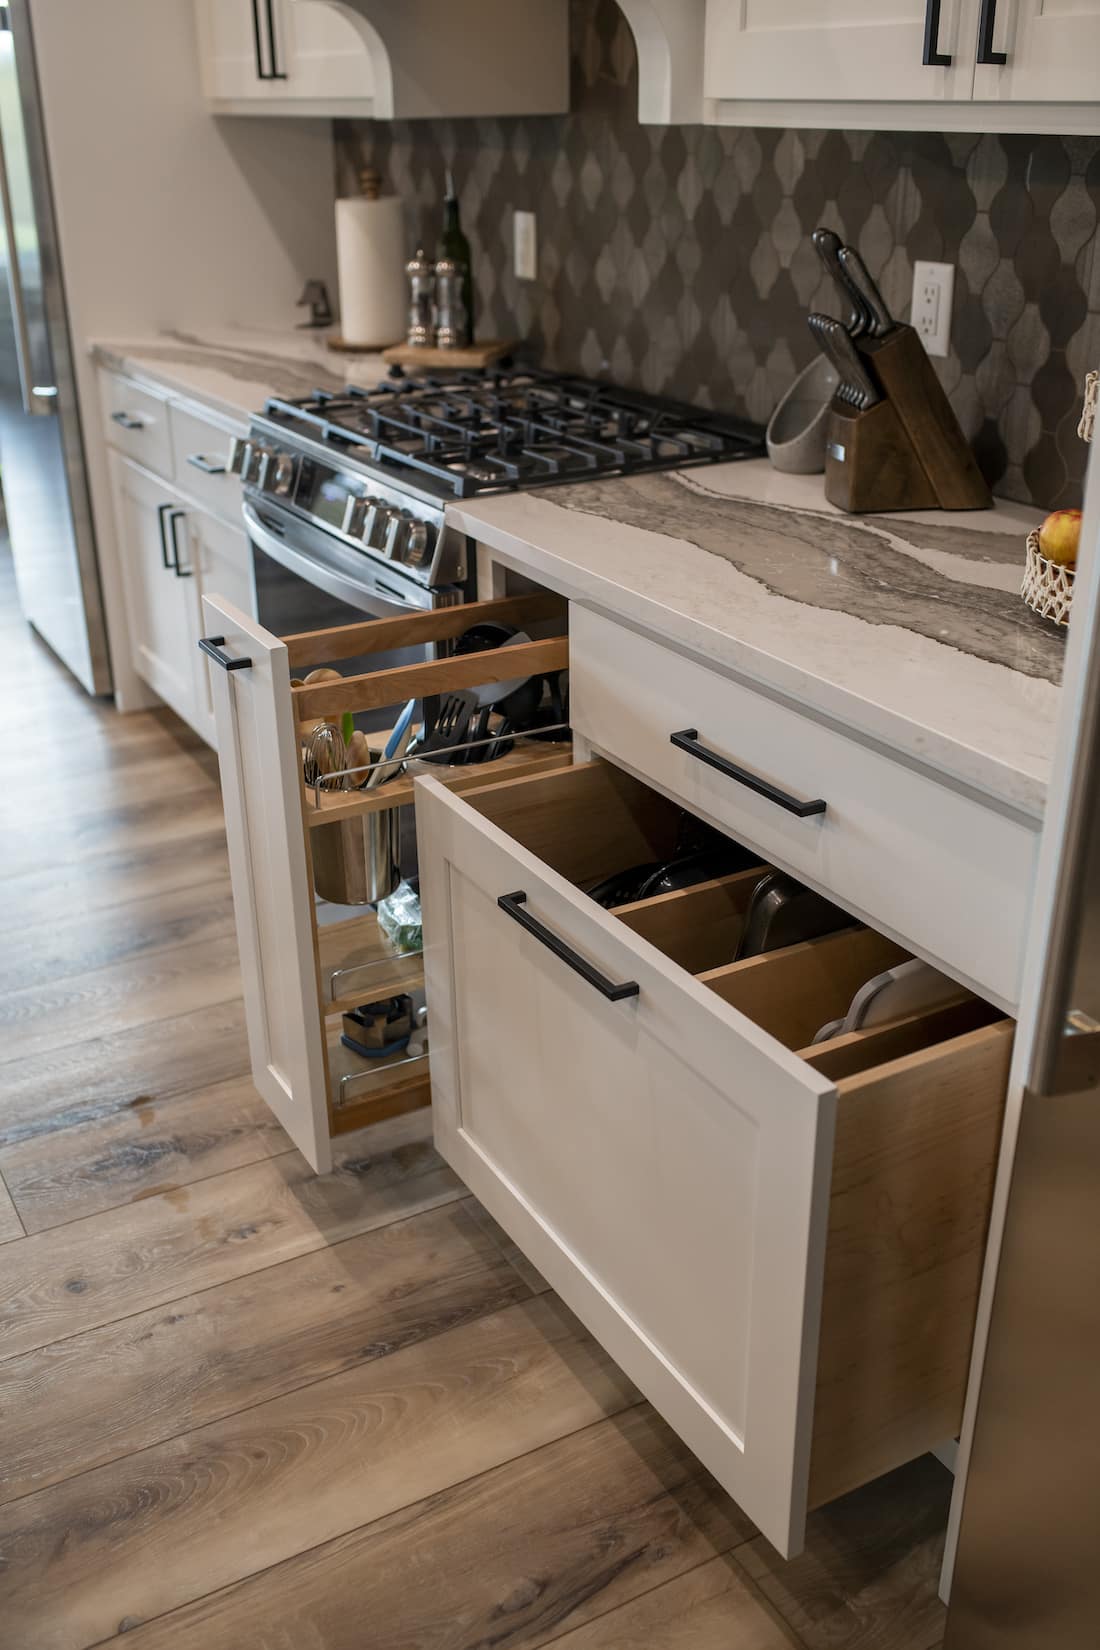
231,364 -> 764,642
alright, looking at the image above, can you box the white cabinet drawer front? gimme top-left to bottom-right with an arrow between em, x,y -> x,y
416,757 -> 1011,1555
419,769 -> 832,1553
99,371 -> 174,478
169,403 -> 243,523
569,605 -> 1036,1011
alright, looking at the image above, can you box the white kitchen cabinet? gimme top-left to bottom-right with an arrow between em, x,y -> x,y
972,0 -> 1100,105
415,754 -> 1013,1556
190,514 -> 256,745
702,0 -> 1100,130
705,0 -> 980,105
194,0 -> 374,113
193,0 -> 569,119
108,453 -> 201,731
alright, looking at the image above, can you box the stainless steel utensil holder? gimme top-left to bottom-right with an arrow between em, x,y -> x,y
312,806 -> 401,905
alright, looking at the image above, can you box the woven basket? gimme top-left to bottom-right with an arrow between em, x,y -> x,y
1022,530 -> 1075,626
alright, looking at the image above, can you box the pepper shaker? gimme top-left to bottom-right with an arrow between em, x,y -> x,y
433,257 -> 469,350
405,248 -> 435,349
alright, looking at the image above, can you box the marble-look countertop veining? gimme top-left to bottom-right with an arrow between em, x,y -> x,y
91,326 -> 390,427
448,461 -> 1059,818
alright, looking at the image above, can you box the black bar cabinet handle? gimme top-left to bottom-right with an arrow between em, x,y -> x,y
497,891 -> 640,1003
264,0 -> 288,78
250,0 -> 270,78
923,0 -> 952,64
199,635 -> 253,672
166,508 -> 192,578
111,409 -> 144,429
670,729 -> 827,820
187,452 -> 226,475
156,502 -> 173,570
977,0 -> 1007,64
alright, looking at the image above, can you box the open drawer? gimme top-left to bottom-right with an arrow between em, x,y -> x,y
414,758 -> 1012,1556
200,589 -> 571,1172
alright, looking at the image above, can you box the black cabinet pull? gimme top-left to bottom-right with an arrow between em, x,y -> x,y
923,0 -> 952,64
250,0 -> 269,78
670,729 -> 827,819
497,892 -> 639,1003
977,0 -> 1007,63
199,635 -> 253,672
156,502 -> 174,570
111,409 -> 144,429
166,508 -> 192,578
187,453 -> 226,475
264,0 -> 287,78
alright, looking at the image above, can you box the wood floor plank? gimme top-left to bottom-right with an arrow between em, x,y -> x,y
464,1196 -> 552,1295
0,1109 -> 464,1360
0,933 -> 242,1063
0,1173 -> 24,1243
4,747 -> 221,823
5,830 -> 229,932
0,786 -> 226,882
0,877 -> 235,997
0,1198 -> 532,1502
108,1406 -> 756,1650
0,998 -> 251,1147
549,1556 -> 802,1649
0,1075 -> 288,1234
0,1296 -> 639,1650
737,1456 -> 951,1650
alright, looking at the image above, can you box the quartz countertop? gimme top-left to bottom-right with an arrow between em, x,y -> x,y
448,462 -> 1059,819
91,326 -> 390,427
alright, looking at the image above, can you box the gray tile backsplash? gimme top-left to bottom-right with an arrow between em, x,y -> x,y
335,0 -> 1099,511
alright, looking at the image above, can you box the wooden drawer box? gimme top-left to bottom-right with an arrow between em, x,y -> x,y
415,757 -> 1012,1556
569,604 -> 1038,1012
99,369 -> 174,478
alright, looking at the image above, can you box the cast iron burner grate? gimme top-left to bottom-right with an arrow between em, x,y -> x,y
264,365 -> 764,498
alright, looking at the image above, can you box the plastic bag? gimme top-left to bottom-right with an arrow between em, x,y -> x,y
376,879 -> 422,953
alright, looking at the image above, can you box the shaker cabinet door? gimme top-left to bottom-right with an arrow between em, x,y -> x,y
704,0 -> 980,104
971,0 -> 1100,104
108,453 -> 200,730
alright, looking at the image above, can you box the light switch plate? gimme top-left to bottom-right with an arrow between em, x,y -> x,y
514,210 -> 537,281
911,260 -> 955,358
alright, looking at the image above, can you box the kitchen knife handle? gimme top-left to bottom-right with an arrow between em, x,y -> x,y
670,730 -> 827,819
977,0 -> 1007,64
497,892 -> 640,1003
923,0 -> 952,64
199,636 -> 253,673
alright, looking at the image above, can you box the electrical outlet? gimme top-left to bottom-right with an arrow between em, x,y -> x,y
514,210 -> 537,281
911,260 -> 955,358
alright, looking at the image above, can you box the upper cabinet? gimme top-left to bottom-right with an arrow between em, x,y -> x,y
194,0 -> 570,119
700,0 -> 1100,132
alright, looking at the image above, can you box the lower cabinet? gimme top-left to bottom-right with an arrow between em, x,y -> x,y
107,450 -> 255,746
415,756 -> 1013,1556
109,452 -> 200,730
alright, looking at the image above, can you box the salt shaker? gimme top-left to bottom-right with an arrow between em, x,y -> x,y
405,248 -> 435,348
433,256 -> 469,350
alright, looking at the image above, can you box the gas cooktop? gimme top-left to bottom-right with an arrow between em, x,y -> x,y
261,365 -> 764,499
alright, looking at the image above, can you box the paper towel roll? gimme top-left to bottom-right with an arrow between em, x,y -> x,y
335,193 -> 407,348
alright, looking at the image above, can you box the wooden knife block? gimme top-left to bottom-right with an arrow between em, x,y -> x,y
823,323 -> 992,514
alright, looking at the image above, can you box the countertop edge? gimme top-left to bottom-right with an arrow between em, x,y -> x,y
449,499 -> 1048,824
90,341 -> 252,429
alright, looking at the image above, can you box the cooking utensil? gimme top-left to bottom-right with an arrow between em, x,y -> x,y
811,227 -> 871,336
418,688 -> 480,763
810,314 -> 881,410
812,959 -> 960,1043
734,871 -> 856,962
836,246 -> 895,338
304,723 -> 347,790
366,697 -> 417,789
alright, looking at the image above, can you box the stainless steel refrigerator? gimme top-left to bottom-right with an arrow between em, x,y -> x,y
0,2 -> 110,694
946,432 -> 1100,1645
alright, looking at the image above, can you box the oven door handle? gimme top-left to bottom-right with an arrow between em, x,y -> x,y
242,499 -> 429,615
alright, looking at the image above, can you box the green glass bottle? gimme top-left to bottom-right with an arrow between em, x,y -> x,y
438,169 -> 473,346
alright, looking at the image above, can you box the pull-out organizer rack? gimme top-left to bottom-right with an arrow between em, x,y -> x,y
200,589 -> 570,1170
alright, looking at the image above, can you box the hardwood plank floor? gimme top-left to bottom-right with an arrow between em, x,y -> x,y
0,548 -> 950,1650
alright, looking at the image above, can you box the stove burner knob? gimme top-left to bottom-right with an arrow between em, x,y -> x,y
341,494 -> 367,539
270,453 -> 297,496
227,437 -> 247,475
403,519 -> 433,566
381,508 -> 409,559
245,443 -> 274,485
